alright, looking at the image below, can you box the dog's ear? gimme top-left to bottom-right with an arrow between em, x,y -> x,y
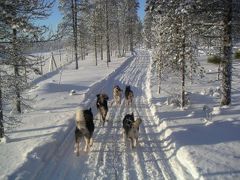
131,112 -> 134,118
105,95 -> 109,100
89,107 -> 92,112
96,94 -> 100,98
102,94 -> 108,100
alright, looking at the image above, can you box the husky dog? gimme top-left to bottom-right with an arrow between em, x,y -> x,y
96,93 -> 109,125
122,113 -> 142,149
125,85 -> 134,106
112,85 -> 122,106
75,108 -> 94,156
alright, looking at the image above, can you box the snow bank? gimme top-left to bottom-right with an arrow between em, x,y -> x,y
146,52 -> 202,179
146,50 -> 240,179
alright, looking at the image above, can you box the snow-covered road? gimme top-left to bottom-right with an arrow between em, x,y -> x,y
3,50 -> 198,180
13,51 -> 186,180
3,48 -> 240,180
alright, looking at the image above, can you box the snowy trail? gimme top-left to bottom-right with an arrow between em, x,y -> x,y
20,50 -> 180,179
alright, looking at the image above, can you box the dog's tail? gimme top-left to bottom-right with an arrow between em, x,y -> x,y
76,108 -> 85,122
133,118 -> 142,127
76,108 -> 88,130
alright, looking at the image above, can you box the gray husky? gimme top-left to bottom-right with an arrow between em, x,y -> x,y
74,107 -> 94,156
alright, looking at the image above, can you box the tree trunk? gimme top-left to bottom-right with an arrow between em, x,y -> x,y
158,62 -> 161,94
0,81 -> 4,138
13,28 -> 21,113
100,35 -> 103,60
72,0 -> 78,69
181,56 -> 186,108
129,21 -> 134,55
117,14 -> 121,57
14,65 -> 21,113
80,34 -> 84,60
128,1 -> 134,55
221,0 -> 233,106
181,29 -> 186,108
105,0 -> 111,65
94,29 -> 98,66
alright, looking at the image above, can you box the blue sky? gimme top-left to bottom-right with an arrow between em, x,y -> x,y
138,0 -> 146,21
39,0 -> 146,32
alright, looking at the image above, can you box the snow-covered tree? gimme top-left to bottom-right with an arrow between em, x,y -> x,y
58,0 -> 79,69
77,0 -> 91,61
126,0 -> 139,54
146,0 -> 204,108
0,0 -> 53,137
143,10 -> 154,49
190,0 -> 240,105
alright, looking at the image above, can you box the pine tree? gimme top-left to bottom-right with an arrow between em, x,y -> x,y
146,0 -> 204,108
126,0 -> 139,54
194,0 -> 240,105
143,10 -> 153,49
0,0 -> 53,137
59,0 -> 79,69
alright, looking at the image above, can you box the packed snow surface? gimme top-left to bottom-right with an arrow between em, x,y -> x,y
0,50 -> 240,180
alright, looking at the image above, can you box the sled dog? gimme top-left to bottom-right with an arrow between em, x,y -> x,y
74,107 -> 94,156
125,85 -> 134,106
112,85 -> 122,106
96,93 -> 109,125
122,113 -> 142,148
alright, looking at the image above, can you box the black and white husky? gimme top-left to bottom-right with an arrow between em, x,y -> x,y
96,93 -> 109,126
74,107 -> 94,156
122,113 -> 142,149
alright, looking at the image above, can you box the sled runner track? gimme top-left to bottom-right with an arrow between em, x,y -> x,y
30,50 -> 183,180
89,101 -> 126,179
124,53 -> 166,179
135,97 -> 175,180
118,51 -> 176,179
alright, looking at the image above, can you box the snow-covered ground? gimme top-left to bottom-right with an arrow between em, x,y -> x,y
0,49 -> 240,180
147,52 -> 240,179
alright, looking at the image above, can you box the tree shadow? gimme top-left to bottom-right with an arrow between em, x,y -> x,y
7,132 -> 55,143
167,119 -> 240,146
39,83 -> 88,93
8,124 -> 68,134
8,118 -> 75,180
38,103 -> 80,112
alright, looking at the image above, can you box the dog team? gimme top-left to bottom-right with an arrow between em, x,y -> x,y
74,85 -> 142,156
